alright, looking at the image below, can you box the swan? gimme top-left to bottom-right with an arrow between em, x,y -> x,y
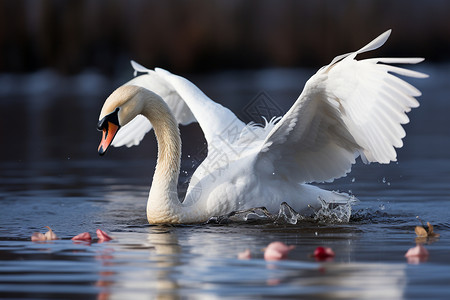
97,30 -> 427,224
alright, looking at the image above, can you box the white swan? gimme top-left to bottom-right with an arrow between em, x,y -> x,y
97,30 -> 427,224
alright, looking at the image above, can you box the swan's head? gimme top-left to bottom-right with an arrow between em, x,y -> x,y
97,85 -> 145,155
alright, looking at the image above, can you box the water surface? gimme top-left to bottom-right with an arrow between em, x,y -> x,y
1,66 -> 450,299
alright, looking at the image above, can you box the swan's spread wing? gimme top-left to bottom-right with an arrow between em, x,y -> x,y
113,61 -> 245,148
111,62 -> 196,147
256,30 -> 427,183
153,68 -> 246,148
110,115 -> 150,148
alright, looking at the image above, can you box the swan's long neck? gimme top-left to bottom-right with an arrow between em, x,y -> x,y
140,92 -> 186,223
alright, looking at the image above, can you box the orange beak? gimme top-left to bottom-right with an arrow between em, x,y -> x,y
98,121 -> 120,155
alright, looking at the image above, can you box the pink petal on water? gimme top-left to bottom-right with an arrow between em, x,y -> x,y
405,244 -> 429,257
264,242 -> 295,261
237,249 -> 252,260
407,255 -> 428,264
31,232 -> 46,241
405,244 -> 429,263
314,246 -> 335,261
96,229 -> 112,242
44,226 -> 58,240
72,232 -> 92,241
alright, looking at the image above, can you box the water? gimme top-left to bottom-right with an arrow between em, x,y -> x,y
1,65 -> 450,299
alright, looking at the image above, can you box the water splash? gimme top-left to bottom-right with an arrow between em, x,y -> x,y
310,197 -> 358,223
274,202 -> 306,224
207,197 -> 358,225
208,207 -> 273,224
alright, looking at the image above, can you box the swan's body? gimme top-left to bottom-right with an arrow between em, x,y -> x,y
98,30 -> 427,224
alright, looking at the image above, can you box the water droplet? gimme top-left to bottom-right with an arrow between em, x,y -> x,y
382,177 -> 386,183
351,177 -> 355,183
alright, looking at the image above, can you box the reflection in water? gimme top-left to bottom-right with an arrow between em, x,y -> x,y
147,227 -> 182,300
315,263 -> 406,299
94,227 -> 183,300
95,248 -> 116,300
262,262 -> 406,299
92,225 -> 407,300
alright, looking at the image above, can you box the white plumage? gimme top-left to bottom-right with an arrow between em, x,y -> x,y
98,30 -> 427,224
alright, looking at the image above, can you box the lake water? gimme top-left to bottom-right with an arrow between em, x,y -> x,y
1,65 -> 450,299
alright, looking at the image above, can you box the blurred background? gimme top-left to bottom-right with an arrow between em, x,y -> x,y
0,0 -> 448,165
1,0 -> 449,74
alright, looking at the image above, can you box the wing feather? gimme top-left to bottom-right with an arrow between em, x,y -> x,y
111,61 -> 197,147
256,30 -> 427,183
113,61 -> 246,150
153,68 -> 246,148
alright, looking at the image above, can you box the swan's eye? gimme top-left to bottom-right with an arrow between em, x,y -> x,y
97,107 -> 120,131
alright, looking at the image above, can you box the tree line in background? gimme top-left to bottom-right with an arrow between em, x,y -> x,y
1,0 -> 448,75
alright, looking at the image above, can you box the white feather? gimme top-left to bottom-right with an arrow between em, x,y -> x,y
111,61 -> 197,148
100,30 -> 427,223
258,29 -> 427,183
